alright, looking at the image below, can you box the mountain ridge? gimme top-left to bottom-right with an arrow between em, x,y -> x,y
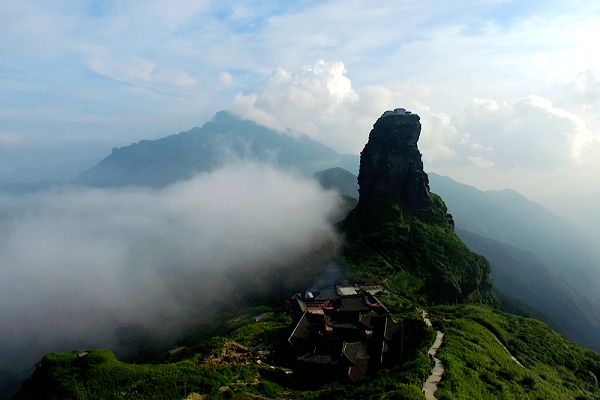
312,167 -> 358,199
428,172 -> 600,304
73,111 -> 357,187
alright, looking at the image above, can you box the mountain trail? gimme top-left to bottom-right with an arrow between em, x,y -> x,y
482,326 -> 524,368
422,330 -> 445,400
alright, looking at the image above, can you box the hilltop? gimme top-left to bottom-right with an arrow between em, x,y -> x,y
339,109 -> 496,306
312,167 -> 359,199
73,111 -> 357,187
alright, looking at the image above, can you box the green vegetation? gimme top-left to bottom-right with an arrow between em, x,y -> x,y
16,313 -> 434,400
18,349 -> 241,400
16,167 -> 600,399
385,271 -> 424,299
429,305 -> 600,399
15,315 -> 293,400
341,194 -> 496,306
312,167 -> 359,199
19,304 -> 600,399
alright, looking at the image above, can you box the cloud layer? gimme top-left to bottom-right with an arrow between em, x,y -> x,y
0,164 -> 341,381
3,2 -> 600,175
228,60 -> 599,174
2,1 -> 600,194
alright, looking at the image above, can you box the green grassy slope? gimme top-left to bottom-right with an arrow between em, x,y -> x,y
312,167 -> 359,198
14,311 -> 434,400
16,304 -> 600,399
430,305 -> 600,400
340,194 -> 496,306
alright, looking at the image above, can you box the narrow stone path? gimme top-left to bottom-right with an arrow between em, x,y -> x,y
422,330 -> 445,400
421,310 -> 432,328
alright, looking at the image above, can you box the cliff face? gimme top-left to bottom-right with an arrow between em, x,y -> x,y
341,108 -> 495,306
358,109 -> 432,211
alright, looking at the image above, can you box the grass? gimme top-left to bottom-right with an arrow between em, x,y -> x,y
430,305 -> 600,399
17,349 -> 289,400
340,194 -> 497,307
17,303 -> 600,399
15,312 -> 434,400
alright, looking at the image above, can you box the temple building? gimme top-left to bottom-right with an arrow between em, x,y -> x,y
285,286 -> 402,384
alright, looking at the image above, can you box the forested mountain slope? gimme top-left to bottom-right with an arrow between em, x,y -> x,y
457,229 -> 600,353
74,112 -> 352,187
428,173 -> 600,304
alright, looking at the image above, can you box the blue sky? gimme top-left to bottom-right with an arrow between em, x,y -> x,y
1,0 -> 600,196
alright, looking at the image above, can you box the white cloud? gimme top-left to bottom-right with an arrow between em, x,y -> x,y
88,57 -> 156,84
230,60 -> 362,150
88,55 -> 197,88
230,60 -> 464,158
467,155 -> 495,169
458,95 -> 597,169
558,68 -> 600,110
0,162 -> 340,374
2,0 -> 600,192
228,60 -> 600,173
172,71 -> 197,87
219,71 -> 233,87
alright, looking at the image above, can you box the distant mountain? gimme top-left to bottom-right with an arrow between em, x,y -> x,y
74,111 -> 359,187
0,160 -> 99,193
492,288 -> 556,326
312,167 -> 358,199
538,192 -> 600,250
427,173 -> 600,351
428,173 -> 600,305
337,154 -> 360,176
457,229 -> 600,352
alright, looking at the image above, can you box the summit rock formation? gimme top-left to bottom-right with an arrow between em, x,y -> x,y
358,108 -> 432,211
341,108 -> 495,305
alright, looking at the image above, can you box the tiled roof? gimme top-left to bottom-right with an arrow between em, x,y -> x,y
384,317 -> 400,341
289,313 -> 323,341
340,295 -> 372,312
342,342 -> 361,363
298,340 -> 346,365
328,311 -> 369,330
317,287 -> 340,300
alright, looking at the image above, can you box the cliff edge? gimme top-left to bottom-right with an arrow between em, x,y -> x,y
358,108 -> 432,211
341,108 -> 495,305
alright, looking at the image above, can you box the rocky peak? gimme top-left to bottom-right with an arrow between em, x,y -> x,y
357,108 -> 432,211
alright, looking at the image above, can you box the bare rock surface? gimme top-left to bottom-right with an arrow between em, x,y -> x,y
358,109 -> 432,210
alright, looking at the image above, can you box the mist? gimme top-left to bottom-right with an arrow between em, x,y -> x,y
0,163 -> 342,394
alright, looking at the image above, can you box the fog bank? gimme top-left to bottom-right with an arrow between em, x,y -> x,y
0,163 -> 341,394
